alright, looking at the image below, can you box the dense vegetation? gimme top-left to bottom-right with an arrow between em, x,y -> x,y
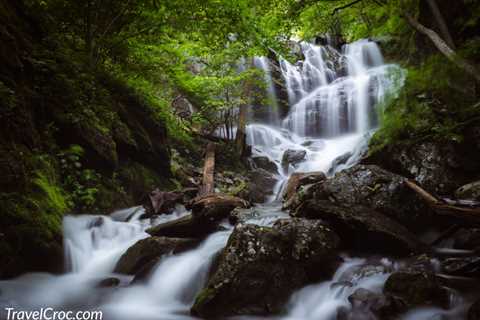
0,0 -> 479,277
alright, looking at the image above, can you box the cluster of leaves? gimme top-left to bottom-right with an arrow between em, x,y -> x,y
57,145 -> 101,211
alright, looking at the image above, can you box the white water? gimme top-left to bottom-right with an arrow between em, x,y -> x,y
3,40 -> 459,320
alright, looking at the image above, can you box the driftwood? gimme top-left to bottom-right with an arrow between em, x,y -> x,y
199,142 -> 216,196
405,180 -> 480,223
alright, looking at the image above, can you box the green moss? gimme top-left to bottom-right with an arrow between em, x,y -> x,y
370,51 -> 478,154
192,287 -> 216,310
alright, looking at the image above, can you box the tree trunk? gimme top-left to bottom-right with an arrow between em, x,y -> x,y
199,142 -> 215,196
235,103 -> 248,156
426,0 -> 455,49
404,13 -> 480,83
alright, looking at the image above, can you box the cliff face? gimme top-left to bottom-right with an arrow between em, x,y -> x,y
0,0 -> 171,278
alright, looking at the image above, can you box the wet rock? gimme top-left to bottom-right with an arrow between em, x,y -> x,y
96,277 -> 120,288
328,152 -> 353,175
294,199 -> 426,255
452,228 -> 480,250
248,168 -> 278,203
282,149 -> 307,170
383,271 -> 450,309
187,193 -> 250,220
469,299 -> 480,320
456,181 -> 480,201
228,207 -> 260,225
251,156 -> 279,174
303,164 -> 432,229
143,189 -> 183,217
442,257 -> 480,277
283,171 -> 326,202
114,237 -> 197,274
364,140 -> 479,194
191,218 -> 341,318
147,194 -> 249,238
283,171 -> 326,210
338,288 -> 405,320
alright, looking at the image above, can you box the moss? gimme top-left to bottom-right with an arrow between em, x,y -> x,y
192,287 -> 216,313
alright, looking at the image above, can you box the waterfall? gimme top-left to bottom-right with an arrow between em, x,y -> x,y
248,39 -> 404,176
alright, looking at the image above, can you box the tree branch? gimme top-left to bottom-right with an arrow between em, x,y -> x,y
403,13 -> 480,83
331,0 -> 365,15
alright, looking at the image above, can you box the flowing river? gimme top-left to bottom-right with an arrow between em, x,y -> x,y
2,39 -> 463,320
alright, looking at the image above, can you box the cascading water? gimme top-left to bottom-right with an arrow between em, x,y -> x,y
6,39 -> 458,320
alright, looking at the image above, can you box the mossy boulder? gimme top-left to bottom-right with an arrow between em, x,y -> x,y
191,218 -> 341,318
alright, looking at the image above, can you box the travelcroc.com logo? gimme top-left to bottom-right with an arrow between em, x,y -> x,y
3,308 -> 103,320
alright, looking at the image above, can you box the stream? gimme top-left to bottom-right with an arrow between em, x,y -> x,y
1,39 -> 463,320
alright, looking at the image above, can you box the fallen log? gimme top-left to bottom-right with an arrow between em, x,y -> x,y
405,180 -> 480,223
199,142 -> 215,196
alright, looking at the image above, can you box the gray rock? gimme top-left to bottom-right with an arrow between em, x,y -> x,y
303,164 -> 433,229
294,199 -> 426,255
114,237 -> 197,274
282,149 -> 307,170
251,156 -> 279,174
363,140 -> 479,194
191,218 -> 341,318
248,168 -> 278,203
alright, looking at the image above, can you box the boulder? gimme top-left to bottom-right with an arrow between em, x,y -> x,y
191,218 -> 341,318
364,140 -> 480,194
304,165 -> 432,229
251,156 -> 279,174
456,181 -> 480,201
147,194 -> 249,238
114,236 -> 197,274
282,149 -> 307,170
294,200 -> 426,255
383,271 -> 450,309
469,299 -> 480,320
248,168 -> 278,203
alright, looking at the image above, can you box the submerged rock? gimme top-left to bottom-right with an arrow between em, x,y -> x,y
191,218 -> 341,318
294,199 -> 426,255
114,237 -> 197,274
